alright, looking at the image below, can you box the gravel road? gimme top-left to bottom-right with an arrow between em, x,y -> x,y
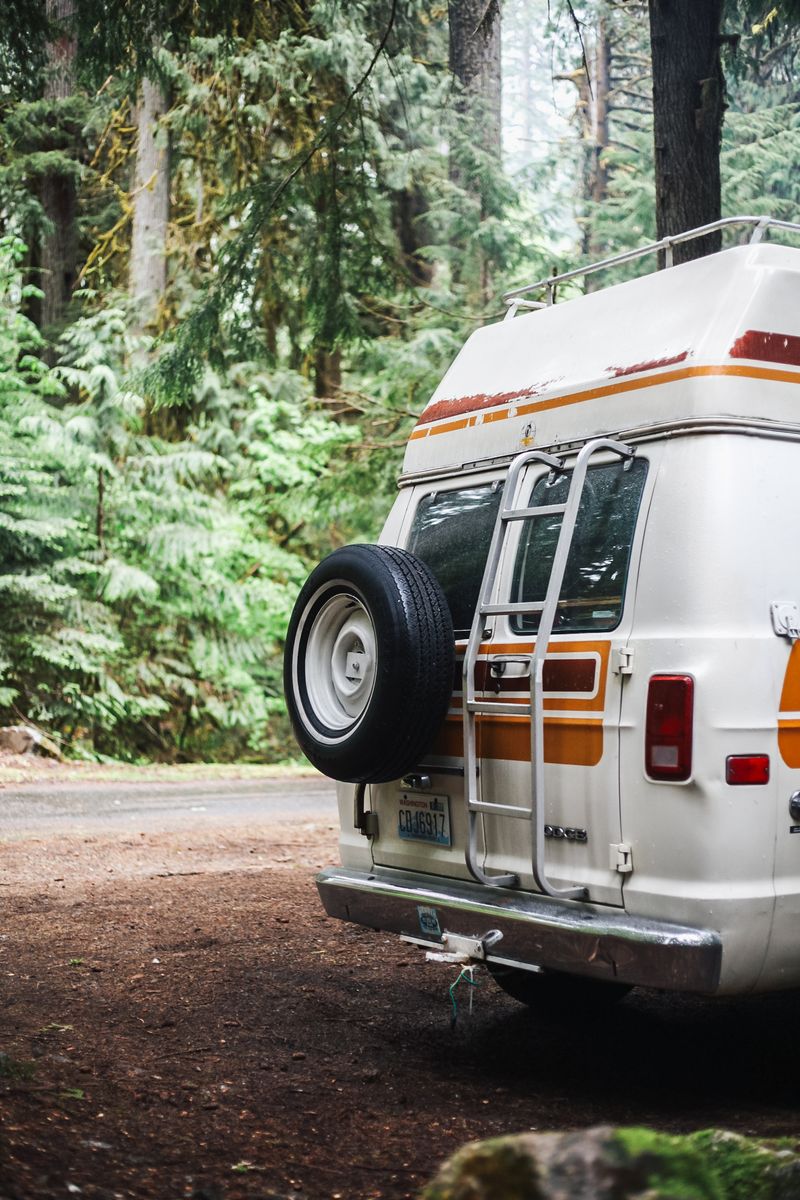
0,776 -> 336,839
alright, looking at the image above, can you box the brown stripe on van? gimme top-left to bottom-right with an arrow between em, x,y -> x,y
473,657 -> 596,694
607,350 -> 689,378
544,657 -> 597,692
729,329 -> 800,366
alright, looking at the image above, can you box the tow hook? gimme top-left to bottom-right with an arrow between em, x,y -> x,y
423,929 -> 503,965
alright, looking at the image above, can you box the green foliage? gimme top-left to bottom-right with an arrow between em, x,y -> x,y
2,0 -> 798,763
0,234 -> 353,760
0,236 -> 109,737
0,92 -> 96,270
615,1127 -> 798,1200
723,104 -> 800,227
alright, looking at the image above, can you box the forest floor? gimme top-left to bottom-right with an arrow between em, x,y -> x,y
2,766 -> 800,1200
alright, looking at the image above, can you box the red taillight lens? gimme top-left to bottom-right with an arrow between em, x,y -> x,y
645,675 -> 694,781
726,755 -> 770,785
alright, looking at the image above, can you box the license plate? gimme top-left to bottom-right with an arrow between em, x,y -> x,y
397,792 -> 451,846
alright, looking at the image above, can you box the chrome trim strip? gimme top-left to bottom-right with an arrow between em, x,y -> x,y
397,418 -> 800,488
317,866 -> 722,994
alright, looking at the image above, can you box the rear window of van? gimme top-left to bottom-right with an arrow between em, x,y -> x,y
408,482 -> 502,635
511,457 -> 648,634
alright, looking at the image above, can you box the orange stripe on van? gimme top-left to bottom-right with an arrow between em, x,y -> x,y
431,714 -> 604,766
779,642 -> 800,767
778,725 -> 800,769
409,361 -> 800,441
439,642 -> 609,766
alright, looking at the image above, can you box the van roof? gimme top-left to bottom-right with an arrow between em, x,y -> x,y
403,240 -> 800,477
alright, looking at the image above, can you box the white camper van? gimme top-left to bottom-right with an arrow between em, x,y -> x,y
284,216 -> 800,1004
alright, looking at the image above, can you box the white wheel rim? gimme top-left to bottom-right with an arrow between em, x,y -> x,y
302,591 -> 377,734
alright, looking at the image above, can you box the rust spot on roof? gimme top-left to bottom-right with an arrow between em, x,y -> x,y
417,382 -> 561,427
729,329 -> 800,367
607,350 -> 689,378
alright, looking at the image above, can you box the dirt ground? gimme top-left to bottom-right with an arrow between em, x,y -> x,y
3,778 -> 800,1200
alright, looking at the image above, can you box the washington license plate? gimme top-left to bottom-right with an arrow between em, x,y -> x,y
397,792 -> 451,846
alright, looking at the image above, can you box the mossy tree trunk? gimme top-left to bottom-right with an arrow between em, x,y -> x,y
129,75 -> 170,331
40,0 -> 78,336
448,0 -> 503,302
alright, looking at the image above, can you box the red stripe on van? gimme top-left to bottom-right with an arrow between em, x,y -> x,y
729,329 -> 800,366
418,384 -> 550,428
607,350 -> 688,377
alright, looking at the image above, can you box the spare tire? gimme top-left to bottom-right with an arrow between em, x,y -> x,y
283,544 -> 455,783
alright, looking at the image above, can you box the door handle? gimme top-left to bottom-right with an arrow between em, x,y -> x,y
489,656 -> 531,679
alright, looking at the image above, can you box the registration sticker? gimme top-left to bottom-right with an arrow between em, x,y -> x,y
417,906 -> 441,937
397,791 -> 451,846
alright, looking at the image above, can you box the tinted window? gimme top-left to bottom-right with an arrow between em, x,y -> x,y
408,483 -> 502,635
511,458 -> 648,634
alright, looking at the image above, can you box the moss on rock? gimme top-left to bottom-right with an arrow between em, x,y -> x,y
422,1126 -> 800,1200
422,1134 -> 547,1200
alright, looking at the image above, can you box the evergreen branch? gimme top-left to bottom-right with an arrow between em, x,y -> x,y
144,0 -> 400,401
244,0 -> 398,238
564,0 -> 592,99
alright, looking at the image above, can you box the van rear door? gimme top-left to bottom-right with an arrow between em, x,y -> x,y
476,453 -> 651,906
368,452 -> 652,907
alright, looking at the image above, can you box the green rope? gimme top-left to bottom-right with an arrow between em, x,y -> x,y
449,965 -> 479,1027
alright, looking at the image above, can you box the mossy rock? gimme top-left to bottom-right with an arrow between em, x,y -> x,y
422,1126 -> 800,1200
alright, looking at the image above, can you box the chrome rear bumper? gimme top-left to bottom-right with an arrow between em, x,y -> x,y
317,866 -> 722,994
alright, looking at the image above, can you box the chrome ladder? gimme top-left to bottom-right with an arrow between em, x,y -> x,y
462,437 -> 635,899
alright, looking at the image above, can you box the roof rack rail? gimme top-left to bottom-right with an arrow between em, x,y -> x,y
503,215 -> 800,319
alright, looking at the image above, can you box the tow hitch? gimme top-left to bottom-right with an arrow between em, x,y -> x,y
401,928 -> 504,964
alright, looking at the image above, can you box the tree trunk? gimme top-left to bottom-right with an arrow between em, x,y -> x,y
448,0 -> 503,301
129,76 -> 170,329
393,186 -> 433,287
40,0 -> 77,335
313,347 -> 341,399
96,466 -> 106,557
521,9 -> 533,155
449,0 -> 502,174
574,14 -> 612,275
649,0 -> 725,264
590,19 -> 610,211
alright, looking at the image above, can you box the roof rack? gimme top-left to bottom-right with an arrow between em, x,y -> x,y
503,214 -> 800,319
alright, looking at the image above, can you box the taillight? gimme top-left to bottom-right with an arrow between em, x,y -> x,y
645,675 -> 694,781
726,755 -> 769,785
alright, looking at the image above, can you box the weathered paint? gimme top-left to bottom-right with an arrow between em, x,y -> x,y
729,327 -> 800,366
405,244 -> 800,473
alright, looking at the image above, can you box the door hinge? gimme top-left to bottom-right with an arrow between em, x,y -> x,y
360,811 -> 379,838
613,646 -> 635,676
610,842 -> 633,874
354,782 -> 379,839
